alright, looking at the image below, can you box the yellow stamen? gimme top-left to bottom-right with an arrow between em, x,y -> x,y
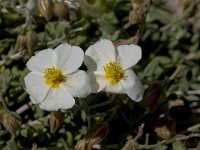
44,67 -> 66,88
104,62 -> 125,85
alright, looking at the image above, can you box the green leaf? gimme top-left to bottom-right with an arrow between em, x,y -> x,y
158,56 -> 172,65
81,110 -> 87,122
185,95 -> 200,102
0,69 -> 11,94
7,138 -> 19,150
143,57 -> 159,77
172,141 -> 186,150
35,105 -> 44,118
66,131 -> 73,146
79,126 -> 87,135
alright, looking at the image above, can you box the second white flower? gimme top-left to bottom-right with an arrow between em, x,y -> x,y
84,39 -> 144,102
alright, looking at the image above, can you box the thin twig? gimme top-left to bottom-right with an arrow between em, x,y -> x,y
135,123 -> 145,140
90,99 -> 114,109
0,115 -> 50,137
196,141 -> 200,150
0,51 -> 25,66
21,115 -> 50,128
121,124 -> 144,150
145,133 -> 149,146
175,89 -> 200,96
187,90 -> 200,95
160,0 -> 200,31
139,134 -> 200,149
187,124 -> 200,132
16,101 -> 32,115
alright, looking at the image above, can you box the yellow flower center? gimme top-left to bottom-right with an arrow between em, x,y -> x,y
44,67 -> 66,88
104,62 -> 125,85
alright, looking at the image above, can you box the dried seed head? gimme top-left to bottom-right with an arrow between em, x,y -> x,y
122,140 -> 140,150
155,116 -> 176,140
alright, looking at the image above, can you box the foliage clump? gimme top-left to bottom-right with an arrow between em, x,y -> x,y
0,0 -> 200,149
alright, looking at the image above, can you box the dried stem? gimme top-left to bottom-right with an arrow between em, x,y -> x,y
0,51 -> 25,66
0,115 -> 50,137
160,0 -> 200,31
90,94 -> 116,109
16,101 -> 32,115
196,141 -> 200,150
187,123 -> 200,132
21,115 -> 50,128
145,133 -> 149,146
135,123 -> 145,141
139,134 -> 200,149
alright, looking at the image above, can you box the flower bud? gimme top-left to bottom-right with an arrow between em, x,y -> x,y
75,139 -> 87,150
50,111 -> 64,134
75,123 -> 109,150
89,123 -> 109,145
139,80 -> 168,111
26,30 -> 38,55
38,0 -> 53,21
155,116 -> 176,140
53,2 -> 69,20
131,0 -> 144,10
15,35 -> 27,49
0,110 -> 19,137
129,11 -> 145,24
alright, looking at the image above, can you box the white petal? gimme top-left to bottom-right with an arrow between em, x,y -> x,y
26,49 -> 57,73
39,88 -> 75,111
55,43 -> 84,74
88,71 -> 107,93
84,39 -> 116,71
62,70 -> 91,98
24,72 -> 50,104
29,96 -> 37,104
105,81 -> 125,94
122,69 -> 144,102
117,44 -> 142,70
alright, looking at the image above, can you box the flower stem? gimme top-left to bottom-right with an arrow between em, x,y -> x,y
169,66 -> 183,80
90,95 -> 115,109
0,92 -> 8,110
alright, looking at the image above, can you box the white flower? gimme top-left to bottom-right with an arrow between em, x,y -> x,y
84,39 -> 144,101
24,43 -> 91,111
